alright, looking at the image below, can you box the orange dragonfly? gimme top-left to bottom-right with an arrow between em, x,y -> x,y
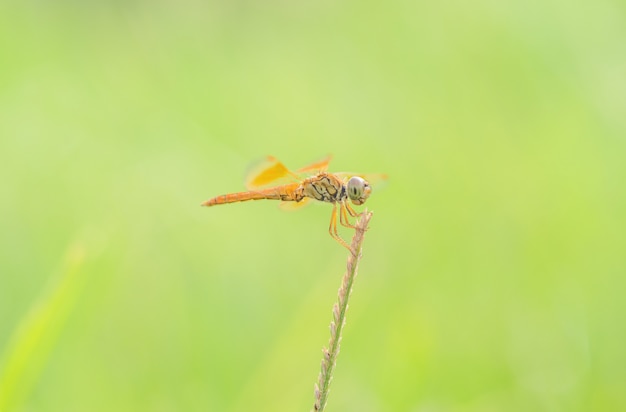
201,156 -> 385,252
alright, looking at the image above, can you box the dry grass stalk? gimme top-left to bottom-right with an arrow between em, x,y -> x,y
312,209 -> 373,412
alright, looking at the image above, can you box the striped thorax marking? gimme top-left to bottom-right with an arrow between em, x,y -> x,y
301,172 -> 345,203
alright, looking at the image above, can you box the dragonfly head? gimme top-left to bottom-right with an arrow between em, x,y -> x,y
347,176 -> 371,205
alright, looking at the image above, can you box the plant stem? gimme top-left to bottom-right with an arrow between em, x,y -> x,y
312,209 -> 373,412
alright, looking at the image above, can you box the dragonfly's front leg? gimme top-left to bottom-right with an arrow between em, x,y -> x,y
343,201 -> 369,232
344,202 -> 360,217
329,203 -> 353,253
339,202 -> 357,229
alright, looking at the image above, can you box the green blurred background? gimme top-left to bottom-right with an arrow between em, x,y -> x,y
1,0 -> 625,411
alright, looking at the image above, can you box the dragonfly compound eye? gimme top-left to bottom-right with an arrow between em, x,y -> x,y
348,176 -> 369,204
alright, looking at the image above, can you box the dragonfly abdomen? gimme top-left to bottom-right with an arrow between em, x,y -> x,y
202,185 -> 300,207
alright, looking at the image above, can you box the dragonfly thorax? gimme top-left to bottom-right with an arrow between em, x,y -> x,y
300,172 -> 346,203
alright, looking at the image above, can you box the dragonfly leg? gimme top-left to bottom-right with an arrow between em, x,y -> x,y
344,201 -> 369,231
329,203 -> 354,253
345,202 -> 360,217
339,202 -> 357,229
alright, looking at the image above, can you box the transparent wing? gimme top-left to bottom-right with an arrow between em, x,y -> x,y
334,172 -> 389,189
245,155 -> 333,190
278,197 -> 312,211
295,154 -> 332,174
245,156 -> 301,190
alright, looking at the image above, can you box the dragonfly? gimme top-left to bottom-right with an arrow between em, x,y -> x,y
201,156 -> 385,252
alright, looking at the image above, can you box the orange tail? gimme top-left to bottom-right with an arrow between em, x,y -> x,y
201,186 -> 298,207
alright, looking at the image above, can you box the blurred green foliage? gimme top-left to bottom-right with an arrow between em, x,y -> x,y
1,0 -> 625,411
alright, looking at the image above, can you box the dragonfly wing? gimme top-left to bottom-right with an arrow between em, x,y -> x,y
278,197 -> 312,211
296,154 -> 332,174
245,156 -> 300,189
245,155 -> 333,189
334,172 -> 389,189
